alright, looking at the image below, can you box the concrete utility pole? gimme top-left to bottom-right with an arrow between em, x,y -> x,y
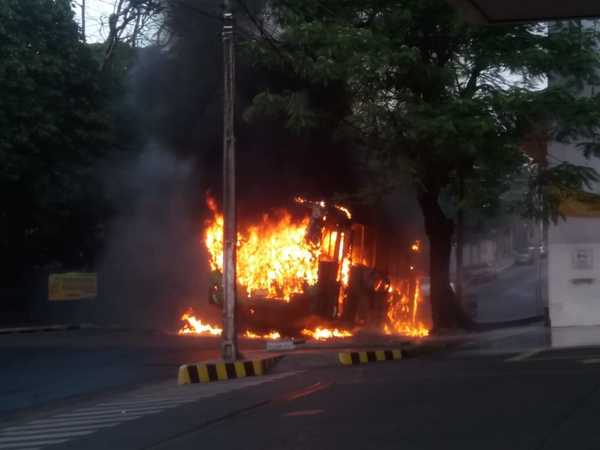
221,0 -> 239,362
81,0 -> 86,42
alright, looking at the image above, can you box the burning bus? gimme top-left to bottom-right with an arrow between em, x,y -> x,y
179,196 -> 429,339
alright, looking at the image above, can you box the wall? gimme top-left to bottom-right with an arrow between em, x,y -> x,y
549,217 -> 600,326
546,25 -> 600,327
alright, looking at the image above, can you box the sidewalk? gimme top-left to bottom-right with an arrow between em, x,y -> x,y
494,255 -> 514,273
442,323 -> 600,356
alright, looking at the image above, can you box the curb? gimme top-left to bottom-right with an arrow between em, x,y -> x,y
473,315 -> 544,331
338,349 -> 402,366
0,324 -> 82,335
178,355 -> 284,384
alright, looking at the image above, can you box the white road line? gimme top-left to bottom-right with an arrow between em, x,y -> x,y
1,421 -> 127,434
52,403 -> 184,418
92,399 -> 194,409
0,424 -> 112,436
98,397 -> 193,405
0,439 -> 68,449
0,430 -> 94,443
0,370 -> 300,449
28,414 -> 145,427
4,447 -> 41,450
505,349 -> 544,362
581,358 -> 600,364
125,393 -> 214,402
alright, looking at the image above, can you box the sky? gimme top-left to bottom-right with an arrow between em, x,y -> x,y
72,0 -> 116,42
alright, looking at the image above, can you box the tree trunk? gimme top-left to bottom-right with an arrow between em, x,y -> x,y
418,187 -> 472,332
455,172 -> 464,305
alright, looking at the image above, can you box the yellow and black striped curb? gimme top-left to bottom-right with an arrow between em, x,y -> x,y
338,349 -> 403,366
178,355 -> 283,384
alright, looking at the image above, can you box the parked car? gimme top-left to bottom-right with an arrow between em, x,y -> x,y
539,244 -> 547,259
464,263 -> 497,285
515,249 -> 534,265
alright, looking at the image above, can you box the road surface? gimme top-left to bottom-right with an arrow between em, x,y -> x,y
467,263 -> 545,324
0,329 -> 264,420
2,330 -> 600,450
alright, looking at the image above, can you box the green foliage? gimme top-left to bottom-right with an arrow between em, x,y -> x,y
520,162 -> 600,224
246,0 -> 600,222
0,0 -> 110,277
245,0 -> 600,328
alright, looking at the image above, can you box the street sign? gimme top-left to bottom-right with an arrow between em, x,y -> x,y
48,273 -> 97,301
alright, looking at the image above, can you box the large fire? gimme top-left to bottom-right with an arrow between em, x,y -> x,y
205,199 -> 320,301
178,310 -> 352,341
179,198 -> 429,341
384,279 -> 429,338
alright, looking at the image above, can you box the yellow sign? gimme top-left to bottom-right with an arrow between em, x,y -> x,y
560,192 -> 600,218
48,273 -> 97,301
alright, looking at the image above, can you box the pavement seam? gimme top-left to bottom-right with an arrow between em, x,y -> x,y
505,348 -> 545,362
534,380 -> 600,450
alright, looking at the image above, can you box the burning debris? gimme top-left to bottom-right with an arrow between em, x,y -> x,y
384,279 -> 429,338
179,312 -> 222,336
178,310 -> 352,341
301,327 -> 353,340
205,196 -> 320,301
178,197 -> 430,340
243,330 -> 282,340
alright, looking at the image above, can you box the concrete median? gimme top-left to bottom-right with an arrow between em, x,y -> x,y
178,355 -> 284,384
338,349 -> 403,365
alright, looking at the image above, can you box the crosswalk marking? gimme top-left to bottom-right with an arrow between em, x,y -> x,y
52,403 -> 184,417
0,431 -> 94,443
0,439 -> 68,449
84,399 -> 199,410
0,371 -> 298,450
2,421 -> 128,434
0,424 -> 115,436
581,358 -> 600,364
27,415 -> 147,427
505,349 -> 544,362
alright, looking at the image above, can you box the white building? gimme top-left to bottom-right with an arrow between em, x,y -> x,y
547,141 -> 600,326
547,20 -> 600,326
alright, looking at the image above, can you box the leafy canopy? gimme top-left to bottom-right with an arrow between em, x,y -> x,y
246,0 -> 600,218
0,0 -> 109,274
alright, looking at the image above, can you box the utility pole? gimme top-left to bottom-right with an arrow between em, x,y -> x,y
81,0 -> 86,43
455,171 -> 464,306
221,0 -> 239,362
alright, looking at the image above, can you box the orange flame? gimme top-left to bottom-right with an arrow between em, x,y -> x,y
178,312 -> 354,341
205,200 -> 321,301
243,330 -> 281,340
340,258 -> 351,287
410,240 -> 421,253
178,312 -> 222,336
384,279 -> 429,338
301,327 -> 353,340
335,205 -> 352,220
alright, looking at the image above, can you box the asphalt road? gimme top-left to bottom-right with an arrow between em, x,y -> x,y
3,340 -> 600,450
0,330 -> 265,420
468,263 -> 545,323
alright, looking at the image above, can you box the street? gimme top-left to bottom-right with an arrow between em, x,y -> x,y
0,330 -> 265,419
468,263 -> 545,324
3,328 -> 600,449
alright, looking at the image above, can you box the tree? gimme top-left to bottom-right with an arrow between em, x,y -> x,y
101,0 -> 165,72
244,0 -> 600,331
0,0 -> 110,280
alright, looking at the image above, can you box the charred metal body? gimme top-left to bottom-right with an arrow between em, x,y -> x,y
207,198 -> 402,336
